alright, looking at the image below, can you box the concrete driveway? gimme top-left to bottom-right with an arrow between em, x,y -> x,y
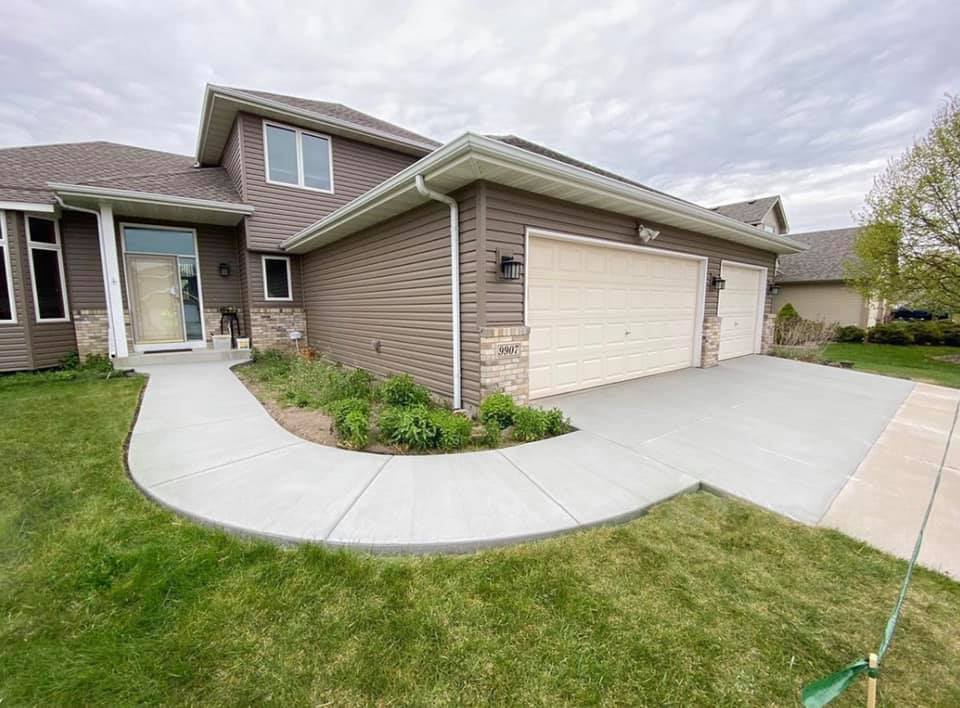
542,355 -> 914,524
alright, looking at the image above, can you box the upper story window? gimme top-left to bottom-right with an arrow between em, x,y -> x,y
27,215 -> 69,322
263,121 -> 334,193
0,211 -> 15,323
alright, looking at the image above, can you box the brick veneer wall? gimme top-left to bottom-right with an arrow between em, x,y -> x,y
700,315 -> 721,368
479,325 -> 530,405
761,313 -> 776,353
73,309 -> 109,359
249,307 -> 307,351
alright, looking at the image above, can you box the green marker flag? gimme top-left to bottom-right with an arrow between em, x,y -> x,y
800,399 -> 958,707
801,658 -> 869,708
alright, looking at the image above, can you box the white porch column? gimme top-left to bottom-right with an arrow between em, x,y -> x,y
97,203 -> 128,358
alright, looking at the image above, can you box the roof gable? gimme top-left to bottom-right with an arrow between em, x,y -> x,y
776,227 -> 862,282
711,195 -> 789,232
195,85 -> 440,166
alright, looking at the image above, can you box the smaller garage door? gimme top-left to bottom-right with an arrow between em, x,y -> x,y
718,262 -> 765,360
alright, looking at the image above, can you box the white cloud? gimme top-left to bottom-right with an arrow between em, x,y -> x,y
0,0 -> 957,230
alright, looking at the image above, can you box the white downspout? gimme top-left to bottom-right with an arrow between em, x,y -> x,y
54,197 -> 127,359
414,175 -> 461,410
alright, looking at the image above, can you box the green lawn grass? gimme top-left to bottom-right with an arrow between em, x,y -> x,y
824,343 -> 960,388
2,375 -> 959,705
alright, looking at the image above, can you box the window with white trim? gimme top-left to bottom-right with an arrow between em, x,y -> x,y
0,211 -> 15,322
262,255 -> 292,301
263,121 -> 334,192
27,216 -> 69,322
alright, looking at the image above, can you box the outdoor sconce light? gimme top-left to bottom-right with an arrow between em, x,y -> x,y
218,262 -> 230,277
496,249 -> 523,281
712,276 -> 727,290
769,284 -> 781,296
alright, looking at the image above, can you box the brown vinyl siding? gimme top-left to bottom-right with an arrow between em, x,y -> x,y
302,197 -> 466,402
239,112 -> 420,251
0,211 -> 31,371
222,119 -> 245,198
61,210 -> 105,309
481,184 -> 778,326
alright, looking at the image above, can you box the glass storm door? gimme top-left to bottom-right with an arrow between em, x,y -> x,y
126,254 -> 184,344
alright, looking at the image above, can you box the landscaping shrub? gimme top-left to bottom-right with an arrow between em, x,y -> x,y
326,398 -> 371,448
543,407 -> 572,436
941,321 -> 960,346
249,348 -> 294,383
833,325 -> 866,343
479,392 -> 516,429
907,321 -> 944,345
866,323 -> 914,345
428,408 -> 473,451
58,350 -> 81,370
344,367 -> 375,399
478,419 -> 501,448
511,406 -> 549,442
378,404 -> 437,449
770,346 -> 823,363
379,374 -> 431,407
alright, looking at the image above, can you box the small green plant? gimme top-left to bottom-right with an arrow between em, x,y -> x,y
511,406 -> 549,442
249,348 -> 294,383
543,408 -> 571,436
379,374 -> 431,407
479,392 -> 516,429
478,419 -> 502,448
58,350 -> 81,370
378,404 -> 436,449
428,409 -> 473,451
833,325 -> 866,343
80,354 -> 113,374
867,323 -> 914,345
326,398 -> 370,449
344,367 -> 375,399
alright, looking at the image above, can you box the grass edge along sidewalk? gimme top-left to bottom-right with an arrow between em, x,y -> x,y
802,399 -> 960,707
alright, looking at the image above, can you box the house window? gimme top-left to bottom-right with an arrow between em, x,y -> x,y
263,121 -> 333,192
0,211 -> 15,323
262,255 -> 292,301
27,216 -> 69,322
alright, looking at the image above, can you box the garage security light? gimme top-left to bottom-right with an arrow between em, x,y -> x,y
712,276 -> 727,290
496,249 -> 523,281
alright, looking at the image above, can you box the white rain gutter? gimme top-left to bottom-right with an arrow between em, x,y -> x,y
414,174 -> 461,410
54,196 -> 125,359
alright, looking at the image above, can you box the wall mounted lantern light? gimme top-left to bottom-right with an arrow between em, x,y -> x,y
769,284 -> 781,296
218,262 -> 231,277
712,276 -> 727,290
496,249 -> 523,281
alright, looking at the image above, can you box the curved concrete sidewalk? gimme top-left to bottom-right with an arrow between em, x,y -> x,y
128,361 -> 698,553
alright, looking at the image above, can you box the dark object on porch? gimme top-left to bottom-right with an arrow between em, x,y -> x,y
891,308 -> 950,321
219,306 -> 242,346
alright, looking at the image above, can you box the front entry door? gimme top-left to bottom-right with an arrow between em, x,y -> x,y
126,254 -> 185,344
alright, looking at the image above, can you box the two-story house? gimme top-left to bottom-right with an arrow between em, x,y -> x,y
0,84 -> 805,408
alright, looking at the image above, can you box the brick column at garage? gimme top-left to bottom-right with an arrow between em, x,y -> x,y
700,315 -> 721,368
479,325 -> 530,404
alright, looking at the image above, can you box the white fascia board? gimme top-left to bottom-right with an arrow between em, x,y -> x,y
0,201 -> 56,213
195,84 -> 438,164
48,182 -> 255,215
284,133 -> 808,255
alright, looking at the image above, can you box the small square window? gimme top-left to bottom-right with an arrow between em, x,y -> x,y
28,218 -> 57,244
262,256 -> 292,301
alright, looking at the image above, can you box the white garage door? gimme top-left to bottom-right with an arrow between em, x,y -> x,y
717,261 -> 765,360
527,235 -> 704,399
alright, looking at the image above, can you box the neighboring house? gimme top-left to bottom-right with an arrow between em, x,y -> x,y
772,227 -> 879,327
710,195 -> 790,236
0,84 -> 805,407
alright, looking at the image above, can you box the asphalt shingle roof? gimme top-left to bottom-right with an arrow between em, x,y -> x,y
227,87 -> 442,148
710,195 -> 781,225
776,227 -> 862,282
0,141 -> 242,205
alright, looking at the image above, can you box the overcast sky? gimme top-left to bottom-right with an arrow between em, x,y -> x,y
2,0 -> 957,231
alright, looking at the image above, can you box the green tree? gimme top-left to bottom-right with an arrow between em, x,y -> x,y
847,95 -> 960,311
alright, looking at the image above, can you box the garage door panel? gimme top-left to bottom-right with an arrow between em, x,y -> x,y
528,236 -> 702,399
718,262 -> 764,360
